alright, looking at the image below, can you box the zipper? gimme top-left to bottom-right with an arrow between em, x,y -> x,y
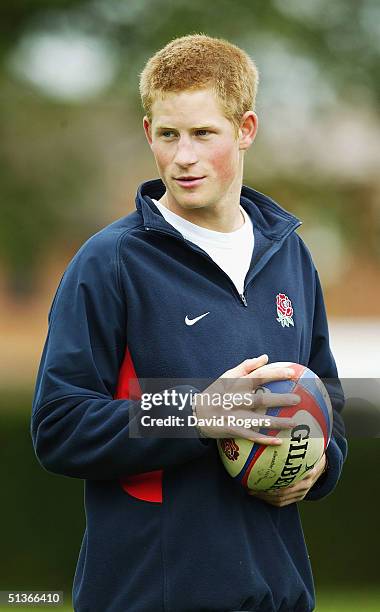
240,293 -> 248,307
145,225 -> 249,307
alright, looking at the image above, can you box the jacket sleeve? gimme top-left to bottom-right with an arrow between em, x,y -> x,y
304,270 -> 348,501
31,230 -> 210,481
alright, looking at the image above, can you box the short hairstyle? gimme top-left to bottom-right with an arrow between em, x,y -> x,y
139,33 -> 259,137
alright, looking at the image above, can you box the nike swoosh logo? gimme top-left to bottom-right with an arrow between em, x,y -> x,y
185,312 -> 210,326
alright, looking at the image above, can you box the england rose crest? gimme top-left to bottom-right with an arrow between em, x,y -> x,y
276,293 -> 294,327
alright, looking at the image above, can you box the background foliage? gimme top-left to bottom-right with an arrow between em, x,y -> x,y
0,0 -> 379,294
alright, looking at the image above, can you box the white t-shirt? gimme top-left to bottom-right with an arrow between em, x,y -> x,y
151,198 -> 254,295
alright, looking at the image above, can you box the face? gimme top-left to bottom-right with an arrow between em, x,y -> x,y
143,87 -> 257,212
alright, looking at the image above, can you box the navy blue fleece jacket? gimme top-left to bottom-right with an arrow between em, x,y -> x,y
31,178 -> 347,612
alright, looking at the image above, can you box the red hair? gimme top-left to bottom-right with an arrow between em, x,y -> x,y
139,33 -> 259,136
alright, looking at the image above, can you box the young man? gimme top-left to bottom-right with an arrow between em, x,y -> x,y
31,34 -> 347,612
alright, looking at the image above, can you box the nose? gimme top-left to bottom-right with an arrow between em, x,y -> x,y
173,135 -> 199,167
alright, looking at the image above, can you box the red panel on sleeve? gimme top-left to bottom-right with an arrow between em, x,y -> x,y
115,346 -> 163,504
120,470 -> 163,503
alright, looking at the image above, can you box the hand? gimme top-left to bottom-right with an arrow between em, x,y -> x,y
192,354 -> 300,445
248,454 -> 327,507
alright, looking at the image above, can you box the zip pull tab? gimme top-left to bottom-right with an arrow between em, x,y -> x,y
240,293 -> 248,307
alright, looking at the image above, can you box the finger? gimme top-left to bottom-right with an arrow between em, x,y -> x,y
274,478 -> 313,494
252,485 -> 300,499
281,491 -> 308,503
257,413 -> 297,430
296,469 -> 318,485
306,464 -> 324,480
224,354 -> 269,378
277,482 -> 312,497
248,480 -> 309,496
262,488 -> 290,499
246,365 -> 295,387
226,427 -> 283,446
297,480 -> 317,494
249,484 -> 308,499
226,408 -> 296,430
298,473 -> 316,486
243,392 -> 301,410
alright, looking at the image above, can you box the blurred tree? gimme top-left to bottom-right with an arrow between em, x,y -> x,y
1,0 -> 378,107
0,0 -> 379,295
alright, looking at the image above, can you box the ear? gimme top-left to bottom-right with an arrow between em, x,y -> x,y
238,111 -> 258,151
143,116 -> 153,146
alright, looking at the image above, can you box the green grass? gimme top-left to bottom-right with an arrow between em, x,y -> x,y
315,590 -> 380,611
0,609 -> 72,612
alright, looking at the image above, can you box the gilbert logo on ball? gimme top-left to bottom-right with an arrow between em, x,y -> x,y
217,363 -> 333,492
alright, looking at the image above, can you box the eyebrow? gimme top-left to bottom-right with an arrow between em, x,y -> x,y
155,125 -> 218,133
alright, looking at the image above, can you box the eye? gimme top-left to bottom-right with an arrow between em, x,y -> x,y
161,130 -> 176,138
195,129 -> 210,136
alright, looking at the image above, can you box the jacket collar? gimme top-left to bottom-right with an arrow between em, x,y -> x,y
135,178 -> 301,240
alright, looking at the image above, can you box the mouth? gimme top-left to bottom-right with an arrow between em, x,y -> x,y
174,176 -> 206,188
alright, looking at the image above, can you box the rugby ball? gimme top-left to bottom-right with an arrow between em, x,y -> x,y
217,362 -> 332,491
